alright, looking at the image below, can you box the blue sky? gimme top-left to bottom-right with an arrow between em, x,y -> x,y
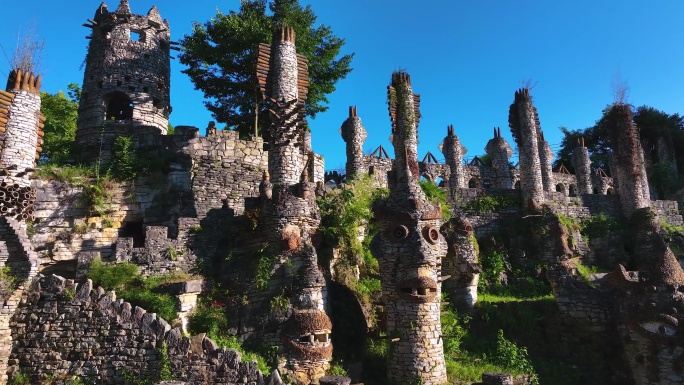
2,1 -> 683,172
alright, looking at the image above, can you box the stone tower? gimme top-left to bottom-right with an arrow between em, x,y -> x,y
76,1 -> 171,161
372,71 -> 447,385
509,88 -> 544,210
538,131 -> 554,192
606,104 -> 650,216
440,124 -> 467,189
484,127 -> 513,189
256,26 -> 331,384
340,106 -> 367,181
571,137 -> 593,195
0,70 -> 43,220
442,216 -> 480,309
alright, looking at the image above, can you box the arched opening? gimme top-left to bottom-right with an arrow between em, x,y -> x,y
593,188 -> 599,194
436,176 -> 445,188
607,188 -> 615,195
556,184 -> 566,194
569,184 -> 577,197
105,92 -> 133,121
514,180 -> 521,189
468,177 -> 481,189
420,174 -> 432,183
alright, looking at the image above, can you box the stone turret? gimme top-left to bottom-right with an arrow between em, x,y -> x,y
605,104 -> 650,216
509,88 -> 544,211
372,71 -> 447,385
76,1 -> 171,162
538,131 -> 554,192
442,216 -> 481,309
256,26 -> 330,384
440,124 -> 467,189
0,70 -> 42,221
571,137 -> 593,195
484,127 -> 513,189
340,106 -> 367,181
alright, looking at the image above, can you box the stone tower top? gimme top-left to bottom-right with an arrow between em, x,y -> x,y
75,0 -> 171,162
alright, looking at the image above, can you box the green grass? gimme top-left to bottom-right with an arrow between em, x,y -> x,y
446,356 -> 511,383
479,293 -> 554,303
34,164 -> 97,182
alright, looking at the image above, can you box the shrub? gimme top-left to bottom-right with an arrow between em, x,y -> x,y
88,259 -> 179,321
581,213 -> 619,239
494,330 -> 538,384
188,303 -> 229,338
109,136 -> 138,181
88,258 -> 139,290
419,179 -> 452,221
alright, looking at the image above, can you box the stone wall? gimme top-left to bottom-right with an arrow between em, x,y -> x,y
0,217 -> 38,384
9,274 -> 283,385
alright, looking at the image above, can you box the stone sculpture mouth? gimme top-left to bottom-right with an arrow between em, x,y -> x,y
398,276 -> 438,302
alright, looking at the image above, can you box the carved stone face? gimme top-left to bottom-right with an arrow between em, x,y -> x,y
610,231 -> 684,384
374,213 -> 445,304
282,310 -> 333,361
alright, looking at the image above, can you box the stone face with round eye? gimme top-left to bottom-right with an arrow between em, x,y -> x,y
639,321 -> 677,337
392,225 -> 409,239
423,226 -> 440,244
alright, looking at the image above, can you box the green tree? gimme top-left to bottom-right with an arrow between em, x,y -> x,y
179,0 -> 353,138
39,83 -> 80,164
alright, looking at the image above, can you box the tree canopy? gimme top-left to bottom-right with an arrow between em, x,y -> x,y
179,0 -> 354,138
39,83 -> 80,164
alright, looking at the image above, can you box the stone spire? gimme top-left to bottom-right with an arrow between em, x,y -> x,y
340,106 -> 367,181
372,70 -> 447,385
571,137 -> 593,195
440,124 -> 467,189
484,127 -> 513,189
605,104 -> 650,216
509,88 -> 544,211
538,131 -> 554,192
115,0 -> 131,15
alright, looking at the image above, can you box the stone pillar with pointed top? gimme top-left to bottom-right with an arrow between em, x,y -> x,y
340,106 -> 367,181
440,125 -> 467,189
538,131 -> 554,192
0,70 -> 42,221
571,137 -> 593,195
508,88 -> 544,210
605,104 -> 650,216
256,26 -> 331,385
76,1 -> 171,163
372,70 -> 447,385
484,127 -> 513,189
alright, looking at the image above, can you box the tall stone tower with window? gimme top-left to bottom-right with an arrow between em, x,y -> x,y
76,0 -> 171,162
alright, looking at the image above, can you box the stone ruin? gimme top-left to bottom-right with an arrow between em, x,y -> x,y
0,1 -> 682,384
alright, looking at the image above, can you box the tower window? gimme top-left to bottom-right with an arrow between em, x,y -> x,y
153,97 -> 163,108
105,92 -> 134,121
130,30 -> 143,42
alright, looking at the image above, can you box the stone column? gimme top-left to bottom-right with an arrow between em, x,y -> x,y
268,27 -> 303,186
484,127 -> 513,189
508,88 -> 544,210
373,71 -> 447,385
571,137 -> 593,195
538,131 -> 554,192
442,216 -> 480,309
440,124 -> 467,189
0,70 -> 41,221
605,104 -> 650,216
340,106 -> 367,181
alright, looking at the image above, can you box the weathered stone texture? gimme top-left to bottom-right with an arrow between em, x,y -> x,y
340,106 -> 367,181
571,144 -> 593,195
76,1 -> 171,161
509,88 -> 544,210
484,129 -> 513,189
9,274 -> 284,385
442,125 -> 467,189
